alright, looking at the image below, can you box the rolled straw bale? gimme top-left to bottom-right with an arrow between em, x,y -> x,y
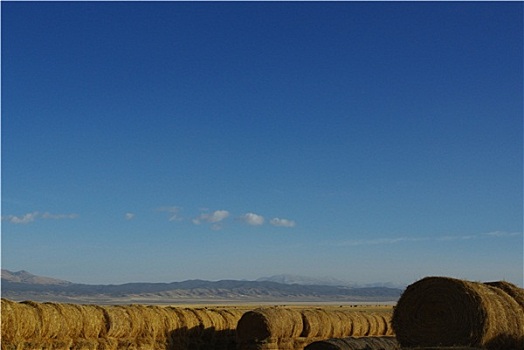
52,303 -> 84,340
125,304 -> 164,340
216,308 -> 245,331
368,312 -> 390,336
304,336 -> 399,350
348,312 -> 366,337
16,301 -> 42,340
485,280 -> 524,309
330,310 -> 353,338
102,305 -> 138,339
155,306 -> 182,339
187,308 -> 220,339
21,301 -> 67,339
174,308 -> 202,335
301,309 -> 334,338
73,304 -> 107,339
141,305 -> 176,340
236,307 -> 304,342
1,299 -> 18,342
392,276 -> 524,349
374,312 -> 393,336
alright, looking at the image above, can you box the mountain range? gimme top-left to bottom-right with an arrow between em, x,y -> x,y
1,269 -> 403,304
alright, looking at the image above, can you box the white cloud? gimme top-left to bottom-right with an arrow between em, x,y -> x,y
270,217 -> 296,227
124,212 -> 135,220
481,231 -> 522,237
334,231 -> 523,247
1,211 -> 78,224
193,210 -> 230,225
41,212 -> 79,220
241,212 -> 265,226
157,207 -> 183,221
339,236 -> 429,246
1,212 -> 39,224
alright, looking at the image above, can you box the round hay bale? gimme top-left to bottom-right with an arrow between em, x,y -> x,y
304,336 -> 399,350
141,305 -> 176,340
102,305 -> 137,339
22,301 -> 67,339
54,303 -> 84,340
392,276 -> 524,349
485,280 -> 524,309
2,299 -> 21,342
301,309 -> 334,338
330,310 -> 353,338
236,307 -> 304,342
348,312 -> 367,337
186,308 -> 218,339
175,308 -> 202,335
74,304 -> 107,339
373,312 -> 392,336
126,304 -> 165,341
216,308 -> 244,330
156,306 -> 182,339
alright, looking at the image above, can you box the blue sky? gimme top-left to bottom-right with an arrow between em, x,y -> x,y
2,2 -> 522,287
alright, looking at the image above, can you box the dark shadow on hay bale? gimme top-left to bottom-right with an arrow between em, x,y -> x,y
392,276 -> 524,350
304,336 -> 398,350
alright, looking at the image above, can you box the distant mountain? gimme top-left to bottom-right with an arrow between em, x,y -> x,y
256,274 -> 354,287
1,269 -> 72,286
257,274 -> 406,289
1,269 -> 403,304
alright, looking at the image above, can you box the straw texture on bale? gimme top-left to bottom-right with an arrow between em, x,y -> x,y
299,309 -> 392,339
485,280 -> 524,309
22,301 -> 69,339
304,336 -> 399,350
392,276 -> 524,350
237,307 -> 304,342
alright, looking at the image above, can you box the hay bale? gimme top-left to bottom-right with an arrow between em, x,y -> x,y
74,304 -> 107,339
53,303 -> 84,340
174,308 -> 202,335
215,308 -> 245,331
2,299 -> 20,342
236,307 -> 304,343
102,305 -> 139,339
301,309 -> 335,338
392,276 -> 524,349
299,308 -> 392,340
21,301 -> 67,339
348,312 -> 367,337
125,304 -> 168,341
17,301 -> 42,340
304,336 -> 399,350
485,280 -> 524,309
330,310 -> 353,338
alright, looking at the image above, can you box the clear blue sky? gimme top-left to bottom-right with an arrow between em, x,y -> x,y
2,2 -> 522,287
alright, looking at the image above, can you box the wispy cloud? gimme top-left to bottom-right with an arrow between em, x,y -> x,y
1,211 -> 78,224
334,231 -> 522,247
481,231 -> 522,237
157,207 -> 183,221
41,212 -> 79,220
270,217 -> 296,227
193,210 -> 230,226
241,212 -> 265,226
124,212 -> 135,220
339,236 -> 429,246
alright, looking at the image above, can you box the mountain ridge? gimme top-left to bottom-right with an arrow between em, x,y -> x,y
1,269 -> 403,304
